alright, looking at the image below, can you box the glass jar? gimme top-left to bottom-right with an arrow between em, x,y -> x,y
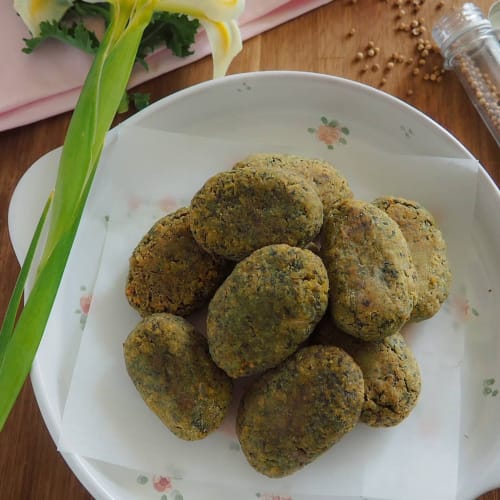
433,3 -> 500,146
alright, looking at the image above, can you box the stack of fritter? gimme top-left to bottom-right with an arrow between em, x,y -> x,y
123,153 -> 451,478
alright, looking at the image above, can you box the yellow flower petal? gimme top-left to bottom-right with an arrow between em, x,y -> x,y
154,0 -> 245,77
200,18 -> 242,78
154,0 -> 244,22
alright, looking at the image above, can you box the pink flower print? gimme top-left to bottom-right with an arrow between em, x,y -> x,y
152,475 -> 172,493
217,413 -> 237,438
451,294 -> 471,322
127,195 -> 142,212
158,196 -> 179,213
261,495 -> 293,500
80,294 -> 93,315
308,116 -> 349,150
316,124 -> 342,145
218,378 -> 254,439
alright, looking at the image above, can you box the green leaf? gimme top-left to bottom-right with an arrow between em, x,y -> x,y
0,194 -> 52,368
131,92 -> 151,111
341,127 -> 350,135
136,474 -> 149,485
117,92 -> 131,114
321,116 -> 328,125
0,2 -> 154,431
71,0 -> 111,25
117,90 -> 150,115
339,137 -> 347,145
0,203 -> 82,429
328,120 -> 338,127
307,127 -> 316,133
136,13 -> 199,63
23,19 -> 100,55
42,4 -> 151,262
327,145 -> 334,150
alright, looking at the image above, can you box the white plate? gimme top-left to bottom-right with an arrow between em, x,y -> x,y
8,71 -> 500,500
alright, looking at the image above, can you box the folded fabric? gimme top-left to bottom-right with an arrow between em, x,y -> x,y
0,0 -> 334,132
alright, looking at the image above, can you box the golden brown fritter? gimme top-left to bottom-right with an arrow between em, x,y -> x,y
311,323 -> 421,427
126,207 -> 231,317
207,244 -> 329,378
123,313 -> 232,440
190,167 -> 323,261
372,196 -> 452,321
321,199 -> 418,340
233,153 -> 353,213
237,345 -> 364,477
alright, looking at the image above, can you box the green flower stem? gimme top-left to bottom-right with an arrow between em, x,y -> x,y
0,194 -> 53,368
0,0 -> 155,430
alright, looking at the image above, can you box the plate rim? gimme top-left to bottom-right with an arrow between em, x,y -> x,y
9,70 -> 499,500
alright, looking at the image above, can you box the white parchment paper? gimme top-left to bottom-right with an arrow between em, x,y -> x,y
58,126 -> 479,500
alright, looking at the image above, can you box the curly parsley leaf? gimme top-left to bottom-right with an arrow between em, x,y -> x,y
130,92 -> 151,111
117,91 -> 151,114
21,2 -> 198,112
22,1 -> 200,68
136,12 -> 199,68
22,20 -> 100,55
70,1 -> 111,25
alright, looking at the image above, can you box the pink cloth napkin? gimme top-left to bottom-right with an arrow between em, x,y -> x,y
0,0 -> 334,131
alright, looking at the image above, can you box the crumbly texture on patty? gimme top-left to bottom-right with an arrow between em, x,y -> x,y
190,167 -> 323,261
321,199 -> 418,340
311,323 -> 421,427
126,207 -> 231,317
123,313 -> 232,440
233,153 -> 353,213
372,196 -> 452,321
207,244 -> 329,378
236,345 -> 364,478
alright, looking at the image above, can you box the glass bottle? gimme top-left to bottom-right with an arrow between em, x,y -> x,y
433,3 -> 500,146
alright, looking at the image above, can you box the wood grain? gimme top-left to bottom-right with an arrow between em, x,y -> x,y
0,1 -> 498,499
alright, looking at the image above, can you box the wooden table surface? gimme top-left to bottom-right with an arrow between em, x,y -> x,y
0,1 -> 498,499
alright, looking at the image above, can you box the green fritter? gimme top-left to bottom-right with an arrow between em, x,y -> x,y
123,313 -> 232,441
236,345 -> 364,478
312,323 -> 421,427
372,196 -> 452,321
207,244 -> 329,378
126,207 -> 231,317
189,167 -> 323,261
321,199 -> 418,341
233,153 -> 353,213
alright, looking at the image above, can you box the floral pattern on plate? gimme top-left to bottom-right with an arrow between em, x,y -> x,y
137,474 -> 184,499
75,285 -> 93,330
308,116 -> 349,149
